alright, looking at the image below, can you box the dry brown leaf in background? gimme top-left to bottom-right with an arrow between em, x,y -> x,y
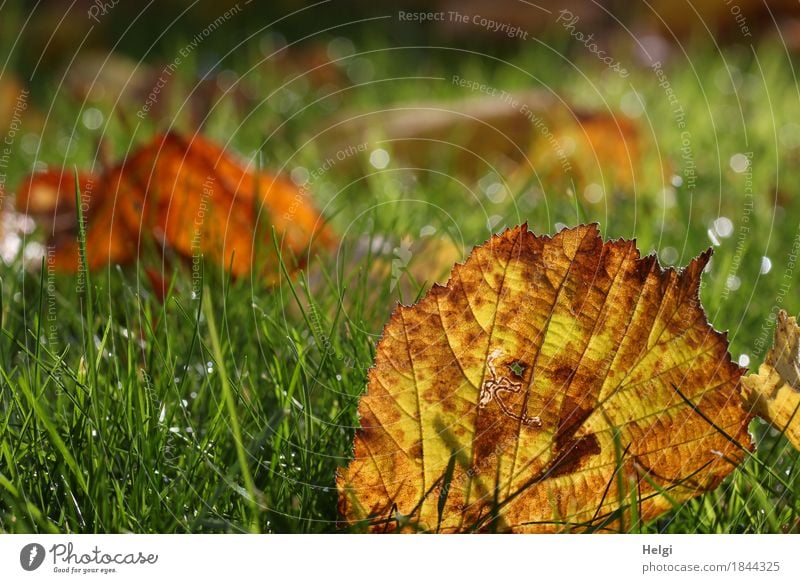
741,310 -> 800,451
337,224 -> 752,533
14,132 -> 336,278
314,91 -> 554,180
314,92 -> 665,194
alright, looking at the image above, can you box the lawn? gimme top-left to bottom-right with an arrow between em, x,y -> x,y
1,5 -> 800,533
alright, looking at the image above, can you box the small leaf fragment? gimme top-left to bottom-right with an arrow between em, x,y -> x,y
742,309 -> 800,450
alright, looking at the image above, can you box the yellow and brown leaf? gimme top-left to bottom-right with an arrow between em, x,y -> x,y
741,309 -> 800,451
337,224 -> 752,533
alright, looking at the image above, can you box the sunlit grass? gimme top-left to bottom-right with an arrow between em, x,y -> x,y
2,37 -> 800,533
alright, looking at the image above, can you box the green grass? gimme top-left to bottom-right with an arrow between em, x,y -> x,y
2,36 -> 800,533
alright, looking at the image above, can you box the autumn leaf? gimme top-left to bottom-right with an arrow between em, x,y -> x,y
741,309 -> 800,450
315,92 -> 664,193
337,224 -> 752,533
15,132 -> 336,278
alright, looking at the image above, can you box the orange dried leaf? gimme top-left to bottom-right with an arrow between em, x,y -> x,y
337,224 -> 752,533
15,132 -> 335,277
741,310 -> 800,451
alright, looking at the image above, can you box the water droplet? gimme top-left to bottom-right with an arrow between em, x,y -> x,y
620,91 -> 645,118
82,107 -> 104,130
671,175 -> 683,187
485,182 -> 507,204
583,183 -> 604,204
760,256 -> 772,274
347,57 -> 374,83
21,133 -> 39,155
779,123 -> 800,149
713,216 -> 733,238
738,354 -> 750,367
327,36 -> 354,60
660,186 -> 677,208
419,225 -> 436,238
660,246 -> 678,265
726,275 -> 741,291
486,215 -> 503,230
369,148 -> 390,169
729,153 -> 750,173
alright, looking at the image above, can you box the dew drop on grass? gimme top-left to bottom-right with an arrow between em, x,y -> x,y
729,153 -> 750,173
726,275 -> 741,291
485,182 -> 507,204
583,183 -> 604,204
327,36 -> 355,60
779,122 -> 800,149
661,186 -> 677,208
620,90 -> 645,118
486,215 -> 502,230
82,107 -> 104,130
713,216 -> 733,238
369,148 -> 390,169
660,246 -> 678,265
347,58 -> 374,83
738,354 -> 750,367
21,133 -> 39,154
760,256 -> 772,274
